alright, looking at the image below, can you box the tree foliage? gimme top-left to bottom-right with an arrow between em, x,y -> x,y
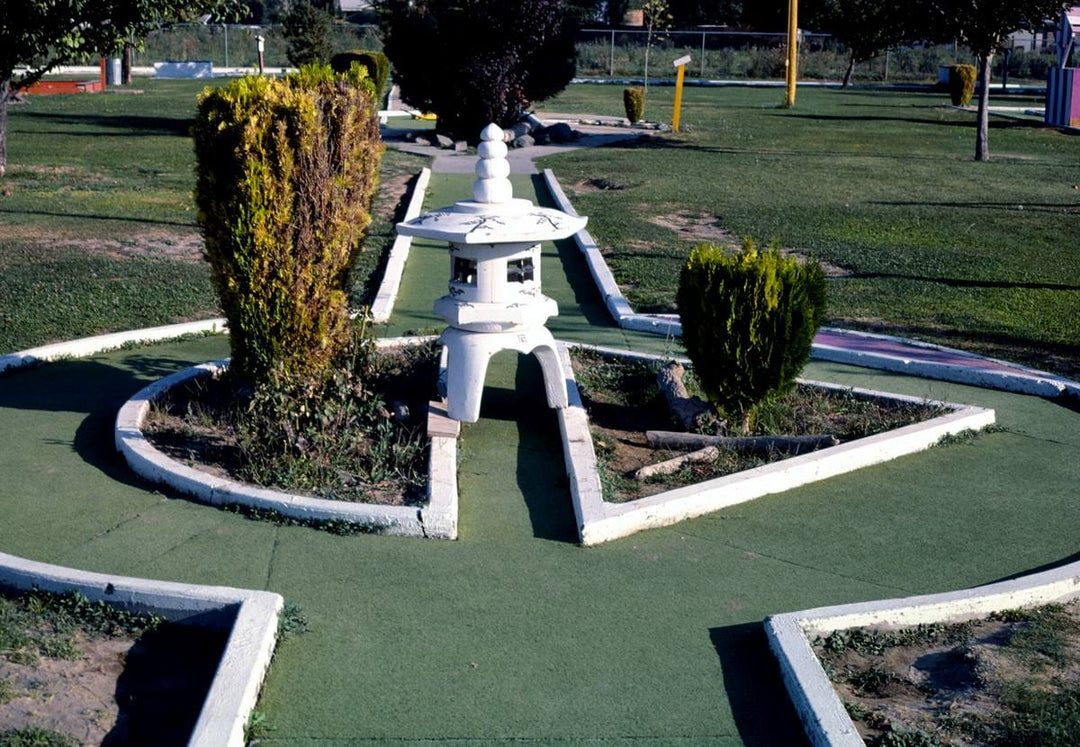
376,0 -> 577,141
803,0 -> 917,86
921,0 -> 1068,160
0,0 -> 243,176
282,1 -> 336,66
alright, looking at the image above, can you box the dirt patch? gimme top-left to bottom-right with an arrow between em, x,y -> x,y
644,211 -> 852,277
0,593 -> 226,745
566,177 -> 634,193
648,211 -> 739,245
571,348 -> 950,503
144,344 -> 439,507
65,232 -> 205,263
815,600 -> 1080,745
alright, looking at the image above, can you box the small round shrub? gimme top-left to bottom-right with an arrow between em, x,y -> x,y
948,63 -> 977,106
676,240 -> 827,428
623,86 -> 645,123
330,49 -> 390,99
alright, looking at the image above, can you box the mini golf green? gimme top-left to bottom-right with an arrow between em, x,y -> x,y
0,173 -> 1077,745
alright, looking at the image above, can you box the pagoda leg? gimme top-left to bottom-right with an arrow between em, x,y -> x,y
440,327 -> 569,423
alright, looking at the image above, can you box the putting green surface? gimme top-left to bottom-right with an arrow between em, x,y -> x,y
1,175 -> 1078,745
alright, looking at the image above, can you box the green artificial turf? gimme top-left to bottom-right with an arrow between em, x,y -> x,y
537,84 -> 1080,375
1,336 -> 1078,744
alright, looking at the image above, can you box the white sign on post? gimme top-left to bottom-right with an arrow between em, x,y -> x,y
673,54 -> 692,68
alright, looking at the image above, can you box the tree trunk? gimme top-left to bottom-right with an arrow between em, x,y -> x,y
842,54 -> 856,88
646,430 -> 839,454
975,52 -> 992,162
0,80 -> 9,179
122,43 -> 133,86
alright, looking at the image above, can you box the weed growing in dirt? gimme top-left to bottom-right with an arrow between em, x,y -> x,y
0,728 -> 78,747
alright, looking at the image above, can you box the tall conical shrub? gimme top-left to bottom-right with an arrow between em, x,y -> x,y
676,240 -> 827,425
192,65 -> 382,387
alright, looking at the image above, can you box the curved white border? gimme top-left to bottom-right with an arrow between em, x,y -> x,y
371,168 -> 432,323
114,352 -> 457,540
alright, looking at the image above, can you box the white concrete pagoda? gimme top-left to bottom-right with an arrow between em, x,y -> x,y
396,123 -> 587,422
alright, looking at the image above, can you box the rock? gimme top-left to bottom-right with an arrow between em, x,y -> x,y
413,136 -> 432,147
512,134 -> 535,149
505,122 -> 532,141
454,140 -> 468,152
532,130 -> 550,145
435,133 -> 454,149
546,122 -> 575,143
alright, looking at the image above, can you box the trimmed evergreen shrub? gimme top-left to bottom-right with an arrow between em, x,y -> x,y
948,63 -> 977,106
676,240 -> 827,428
330,49 -> 390,100
192,65 -> 382,388
623,86 -> 645,124
282,2 -> 335,66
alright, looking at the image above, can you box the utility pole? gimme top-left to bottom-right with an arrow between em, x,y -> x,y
785,0 -> 799,107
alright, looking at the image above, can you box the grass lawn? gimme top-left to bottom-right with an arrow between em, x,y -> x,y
538,84 -> 1080,376
0,78 -> 424,353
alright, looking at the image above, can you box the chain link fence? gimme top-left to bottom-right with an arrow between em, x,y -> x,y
121,23 -> 1056,83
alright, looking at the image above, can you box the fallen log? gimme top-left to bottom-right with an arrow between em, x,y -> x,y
646,431 -> 839,454
634,446 -> 719,480
656,362 -> 714,431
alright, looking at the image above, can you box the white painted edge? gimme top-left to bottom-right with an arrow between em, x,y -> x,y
114,346 -> 458,539
541,169 -> 1080,403
0,318 -> 228,375
371,167 -> 432,323
0,551 -> 282,747
765,561 -> 1080,747
556,343 -> 995,546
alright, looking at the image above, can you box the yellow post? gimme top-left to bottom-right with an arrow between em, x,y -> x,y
785,0 -> 799,107
672,54 -> 691,132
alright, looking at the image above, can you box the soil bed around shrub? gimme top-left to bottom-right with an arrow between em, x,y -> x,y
569,348 -> 950,503
813,599 -> 1080,746
144,342 -> 439,506
0,590 -> 226,746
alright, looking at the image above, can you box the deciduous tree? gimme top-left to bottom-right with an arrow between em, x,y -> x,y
804,0 -> 915,86
376,0 -> 577,141
0,0 -> 242,177
924,0 -> 1067,160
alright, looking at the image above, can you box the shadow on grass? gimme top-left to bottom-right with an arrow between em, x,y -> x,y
611,134 -> 979,162
710,623 -> 809,746
770,112 -> 1040,130
991,550 -> 1080,584
837,271 -> 1080,292
103,619 -> 229,746
20,111 -> 193,137
0,355 -> 207,485
0,207 -> 194,228
868,200 -> 1079,216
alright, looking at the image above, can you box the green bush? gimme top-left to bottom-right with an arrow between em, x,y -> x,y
623,86 -> 645,123
330,49 -> 390,100
282,3 -> 335,66
948,63 -> 977,106
192,65 -> 382,388
676,240 -> 827,428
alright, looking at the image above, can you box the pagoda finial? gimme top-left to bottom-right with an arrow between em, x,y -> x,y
472,123 -> 513,204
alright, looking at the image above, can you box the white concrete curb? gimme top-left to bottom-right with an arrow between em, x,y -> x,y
0,318 -> 228,375
557,344 -> 994,547
813,328 -> 1080,402
0,551 -> 282,747
543,169 -> 1080,403
371,168 -> 432,323
114,342 -> 457,539
765,562 -> 1080,747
